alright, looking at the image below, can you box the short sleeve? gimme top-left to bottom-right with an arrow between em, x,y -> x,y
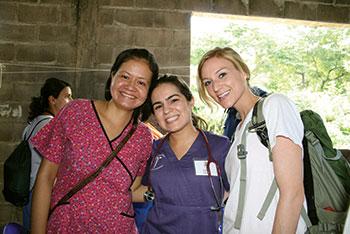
135,124 -> 153,177
30,102 -> 74,164
263,94 -> 304,149
141,140 -> 160,185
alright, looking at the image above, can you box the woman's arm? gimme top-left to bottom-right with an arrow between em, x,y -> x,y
31,158 -> 59,234
130,176 -> 149,202
272,136 -> 304,234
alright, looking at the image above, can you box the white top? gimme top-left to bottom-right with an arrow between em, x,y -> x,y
223,93 -> 307,234
344,207 -> 350,234
22,115 -> 53,190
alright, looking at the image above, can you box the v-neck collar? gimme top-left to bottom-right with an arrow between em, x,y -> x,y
162,132 -> 202,161
91,100 -> 132,150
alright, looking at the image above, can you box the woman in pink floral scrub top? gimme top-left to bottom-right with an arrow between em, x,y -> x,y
30,48 -> 159,234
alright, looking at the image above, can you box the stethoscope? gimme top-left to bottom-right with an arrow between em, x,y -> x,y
149,129 -> 225,213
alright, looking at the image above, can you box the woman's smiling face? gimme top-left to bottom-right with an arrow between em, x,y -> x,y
110,58 -> 153,111
151,82 -> 194,134
200,56 -> 248,109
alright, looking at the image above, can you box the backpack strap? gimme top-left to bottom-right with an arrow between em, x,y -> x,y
249,96 -> 313,229
233,122 -> 249,230
257,179 -> 277,220
24,117 -> 52,141
248,97 -> 272,161
49,123 -> 137,218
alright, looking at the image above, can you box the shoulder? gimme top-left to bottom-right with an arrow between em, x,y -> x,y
263,93 -> 299,115
153,135 -> 167,148
24,115 -> 53,138
203,130 -> 230,145
135,122 -> 153,141
57,99 -> 92,119
36,114 -> 53,123
263,93 -> 292,107
65,99 -> 91,110
137,122 -> 151,133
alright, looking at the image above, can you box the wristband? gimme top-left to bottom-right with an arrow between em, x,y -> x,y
144,190 -> 155,201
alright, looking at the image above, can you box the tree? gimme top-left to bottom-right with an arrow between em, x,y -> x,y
191,19 -> 350,147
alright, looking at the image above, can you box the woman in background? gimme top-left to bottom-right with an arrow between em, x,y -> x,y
22,77 -> 72,232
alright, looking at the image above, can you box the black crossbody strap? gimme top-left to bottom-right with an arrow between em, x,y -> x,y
49,124 -> 138,217
24,117 -> 52,141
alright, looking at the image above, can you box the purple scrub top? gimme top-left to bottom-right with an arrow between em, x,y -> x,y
141,131 -> 230,234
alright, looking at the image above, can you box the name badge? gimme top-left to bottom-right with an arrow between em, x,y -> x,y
194,160 -> 218,176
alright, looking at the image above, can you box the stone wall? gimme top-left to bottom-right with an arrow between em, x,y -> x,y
0,0 -> 349,226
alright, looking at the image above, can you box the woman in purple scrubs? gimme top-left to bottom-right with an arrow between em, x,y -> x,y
139,75 -> 230,234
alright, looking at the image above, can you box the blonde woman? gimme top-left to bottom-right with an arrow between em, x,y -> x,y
197,47 -> 307,234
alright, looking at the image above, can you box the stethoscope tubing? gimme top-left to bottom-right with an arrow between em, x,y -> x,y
149,129 -> 224,212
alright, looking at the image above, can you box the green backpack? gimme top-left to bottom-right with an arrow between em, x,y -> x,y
234,96 -> 350,233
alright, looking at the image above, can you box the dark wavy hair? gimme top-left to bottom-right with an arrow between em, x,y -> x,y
104,48 -> 159,123
28,77 -> 71,121
149,75 -> 208,130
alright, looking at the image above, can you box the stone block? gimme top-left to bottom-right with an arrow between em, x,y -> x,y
178,0 -> 211,12
60,5 -> 77,25
96,45 -> 114,64
93,81 -> 107,100
114,9 -> 154,27
16,44 -> 56,63
10,0 -> 37,2
0,121 -> 17,141
56,44 -> 77,66
109,0 -> 134,7
285,2 -> 317,21
97,26 -> 134,45
0,142 -> 18,163
40,0 -> 76,4
171,47 -> 190,66
0,24 -> 37,42
336,0 -> 350,5
99,0 -> 111,5
160,66 -> 190,77
0,2 -> 17,22
151,47 -> 172,67
0,43 -> 15,61
173,30 -> 190,47
154,11 -> 191,29
134,28 -> 173,47
99,8 -> 115,25
39,25 -> 76,42
76,72 -> 102,99
0,103 -> 24,120
317,5 -> 349,23
300,0 -> 333,3
18,4 -> 59,24
0,77 -> 14,100
135,0 -> 177,9
250,0 -> 283,17
211,0 -> 247,15
13,82 -> 42,102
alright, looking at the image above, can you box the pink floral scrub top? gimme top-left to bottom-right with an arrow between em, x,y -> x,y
31,99 -> 153,234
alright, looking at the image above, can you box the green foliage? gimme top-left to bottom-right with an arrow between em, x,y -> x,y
191,18 -> 350,148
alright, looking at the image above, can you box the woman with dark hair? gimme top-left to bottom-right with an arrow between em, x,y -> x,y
22,77 -> 72,232
133,75 -> 230,233
30,48 -> 159,234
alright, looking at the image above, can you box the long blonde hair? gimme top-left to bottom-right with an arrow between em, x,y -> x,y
197,47 -> 251,108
